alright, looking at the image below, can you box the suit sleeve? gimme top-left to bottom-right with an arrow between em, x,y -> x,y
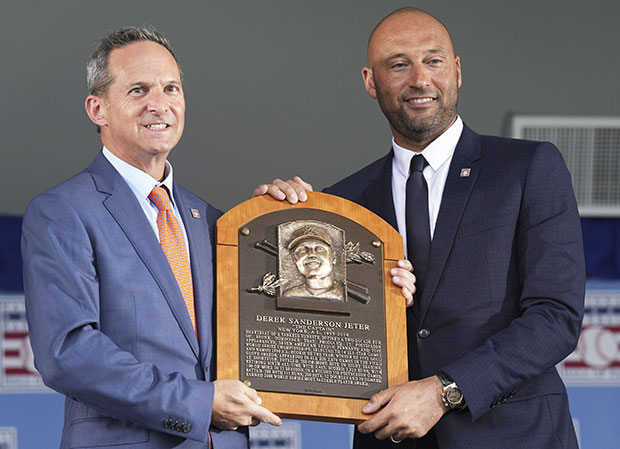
442,143 -> 585,420
21,192 -> 214,443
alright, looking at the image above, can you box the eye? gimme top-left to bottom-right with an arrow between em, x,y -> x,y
129,86 -> 144,95
391,62 -> 407,69
166,84 -> 181,93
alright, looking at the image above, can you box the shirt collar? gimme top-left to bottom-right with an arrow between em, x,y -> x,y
102,146 -> 176,206
392,116 -> 463,177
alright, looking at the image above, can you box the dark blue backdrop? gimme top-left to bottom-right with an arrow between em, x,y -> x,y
3,216 -> 619,292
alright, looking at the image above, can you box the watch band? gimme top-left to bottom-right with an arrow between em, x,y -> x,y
436,371 -> 454,388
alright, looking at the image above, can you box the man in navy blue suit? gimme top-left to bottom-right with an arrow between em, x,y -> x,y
22,26 -> 283,448
256,7 -> 585,449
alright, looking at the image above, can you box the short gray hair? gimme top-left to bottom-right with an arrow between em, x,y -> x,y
86,25 -> 180,96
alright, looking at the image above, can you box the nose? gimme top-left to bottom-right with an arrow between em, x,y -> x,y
305,248 -> 318,257
146,89 -> 169,114
408,64 -> 430,88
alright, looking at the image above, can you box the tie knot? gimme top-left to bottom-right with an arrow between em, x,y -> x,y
409,154 -> 427,174
149,186 -> 173,211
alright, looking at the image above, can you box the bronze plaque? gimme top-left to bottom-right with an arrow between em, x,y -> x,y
240,209 -> 386,399
217,192 -> 407,423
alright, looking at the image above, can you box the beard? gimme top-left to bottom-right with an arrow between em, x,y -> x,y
376,86 -> 458,145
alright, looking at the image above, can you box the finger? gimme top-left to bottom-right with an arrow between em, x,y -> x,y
358,393 -> 404,436
397,259 -> 413,272
390,268 -> 416,285
358,409 -> 389,434
251,184 -> 269,198
285,180 -> 309,202
375,424 -> 402,441
283,178 -> 312,202
402,286 -> 414,307
264,182 -> 288,201
391,273 -> 415,307
271,179 -> 300,204
252,405 -> 282,426
292,176 -> 313,192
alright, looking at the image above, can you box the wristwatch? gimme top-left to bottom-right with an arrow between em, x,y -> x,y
436,371 -> 465,410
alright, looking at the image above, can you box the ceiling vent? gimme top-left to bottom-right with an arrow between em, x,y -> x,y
509,116 -> 620,217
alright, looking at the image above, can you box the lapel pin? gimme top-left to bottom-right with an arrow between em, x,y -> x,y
190,209 -> 201,219
460,168 -> 471,178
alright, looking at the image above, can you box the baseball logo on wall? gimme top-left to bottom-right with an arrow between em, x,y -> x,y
558,290 -> 620,385
0,296 -> 48,392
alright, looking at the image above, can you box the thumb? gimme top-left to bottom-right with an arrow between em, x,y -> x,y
362,386 -> 396,414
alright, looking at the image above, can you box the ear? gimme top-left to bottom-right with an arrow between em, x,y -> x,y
85,94 -> 107,128
361,66 -> 377,99
455,56 -> 462,88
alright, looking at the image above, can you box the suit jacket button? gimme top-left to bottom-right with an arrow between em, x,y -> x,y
183,423 -> 191,433
418,328 -> 430,338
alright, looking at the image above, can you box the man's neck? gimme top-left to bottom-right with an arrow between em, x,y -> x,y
392,116 -> 458,153
103,145 -> 168,181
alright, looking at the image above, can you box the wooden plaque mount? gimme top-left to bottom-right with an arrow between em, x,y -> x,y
216,192 -> 408,423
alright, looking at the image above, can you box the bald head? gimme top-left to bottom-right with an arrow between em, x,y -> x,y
361,7 -> 462,151
367,8 -> 456,66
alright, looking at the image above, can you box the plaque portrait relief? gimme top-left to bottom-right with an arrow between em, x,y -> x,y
216,193 -> 408,423
280,221 -> 346,302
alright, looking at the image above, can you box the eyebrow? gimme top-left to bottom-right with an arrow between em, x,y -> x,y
384,52 -> 408,61
384,48 -> 450,61
124,78 -> 182,88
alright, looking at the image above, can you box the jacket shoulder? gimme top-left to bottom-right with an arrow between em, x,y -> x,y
323,152 -> 392,201
174,184 -> 223,222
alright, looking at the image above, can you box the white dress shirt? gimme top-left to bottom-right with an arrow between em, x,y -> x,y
102,147 -> 191,259
391,116 -> 464,258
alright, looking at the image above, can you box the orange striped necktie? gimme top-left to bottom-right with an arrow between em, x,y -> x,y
148,186 -> 197,332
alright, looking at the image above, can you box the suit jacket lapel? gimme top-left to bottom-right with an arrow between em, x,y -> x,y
364,150 -> 398,229
174,187 -> 214,365
89,153 -> 200,358
419,126 -> 482,321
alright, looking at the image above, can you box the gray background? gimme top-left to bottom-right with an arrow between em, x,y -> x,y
2,0 -> 618,215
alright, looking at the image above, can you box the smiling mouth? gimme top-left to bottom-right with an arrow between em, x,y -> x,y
404,97 -> 435,104
145,124 -> 169,130
304,257 -> 322,268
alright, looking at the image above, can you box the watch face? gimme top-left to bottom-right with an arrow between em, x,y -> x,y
446,387 -> 463,405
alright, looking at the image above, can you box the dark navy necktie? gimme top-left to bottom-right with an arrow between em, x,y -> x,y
405,154 -> 431,301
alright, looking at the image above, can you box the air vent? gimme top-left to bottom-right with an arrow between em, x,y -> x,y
509,116 -> 620,217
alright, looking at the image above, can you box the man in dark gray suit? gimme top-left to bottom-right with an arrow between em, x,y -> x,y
256,7 -> 584,449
